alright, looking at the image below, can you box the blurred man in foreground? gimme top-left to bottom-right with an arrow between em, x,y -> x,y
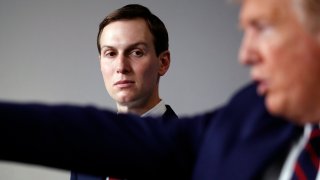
238,0 -> 320,178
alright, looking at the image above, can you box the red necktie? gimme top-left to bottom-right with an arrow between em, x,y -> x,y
292,125 -> 320,180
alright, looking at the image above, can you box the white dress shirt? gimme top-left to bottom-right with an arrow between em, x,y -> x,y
141,100 -> 166,118
279,124 -> 320,180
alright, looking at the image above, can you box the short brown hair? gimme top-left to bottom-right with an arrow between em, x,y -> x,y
97,4 -> 169,56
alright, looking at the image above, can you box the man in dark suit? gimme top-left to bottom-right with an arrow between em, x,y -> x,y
71,4 -> 178,180
237,0 -> 320,179
0,0 -> 319,179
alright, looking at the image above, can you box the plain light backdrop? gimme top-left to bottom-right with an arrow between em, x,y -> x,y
0,0 -> 249,179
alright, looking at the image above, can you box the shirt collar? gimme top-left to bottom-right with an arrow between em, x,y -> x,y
141,100 -> 166,117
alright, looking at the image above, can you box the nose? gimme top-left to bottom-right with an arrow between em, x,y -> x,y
238,31 -> 259,66
116,55 -> 131,74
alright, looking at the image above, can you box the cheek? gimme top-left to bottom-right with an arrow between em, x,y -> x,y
100,60 -> 112,74
261,37 -> 294,79
139,68 -> 156,86
136,61 -> 159,82
260,43 -> 280,75
100,63 -> 113,85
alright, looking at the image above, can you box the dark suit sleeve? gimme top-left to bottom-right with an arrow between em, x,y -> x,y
0,83 -> 280,180
0,101 -> 213,179
70,171 -> 104,180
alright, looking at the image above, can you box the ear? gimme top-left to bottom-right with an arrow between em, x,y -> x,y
98,55 -> 103,72
158,50 -> 171,76
98,55 -> 102,65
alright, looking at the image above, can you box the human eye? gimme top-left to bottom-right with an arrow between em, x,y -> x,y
130,49 -> 144,58
252,20 -> 271,33
103,49 -> 117,58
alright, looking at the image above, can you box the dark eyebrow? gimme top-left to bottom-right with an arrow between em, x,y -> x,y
100,45 -> 114,50
100,42 -> 149,51
124,42 -> 150,56
126,42 -> 148,50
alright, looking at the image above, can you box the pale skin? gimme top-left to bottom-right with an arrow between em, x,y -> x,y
99,18 -> 170,115
239,0 -> 320,124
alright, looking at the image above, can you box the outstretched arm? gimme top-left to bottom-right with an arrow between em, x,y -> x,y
0,102 -> 207,179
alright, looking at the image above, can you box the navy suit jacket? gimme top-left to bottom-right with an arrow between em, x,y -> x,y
70,105 -> 178,180
0,83 -> 303,180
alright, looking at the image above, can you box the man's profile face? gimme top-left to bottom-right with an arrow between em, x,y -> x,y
239,0 -> 320,123
99,18 -> 167,109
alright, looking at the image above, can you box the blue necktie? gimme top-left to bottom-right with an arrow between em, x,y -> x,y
292,125 -> 320,180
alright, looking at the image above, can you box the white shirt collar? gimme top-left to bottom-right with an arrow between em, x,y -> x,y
279,123 -> 320,180
141,100 -> 166,117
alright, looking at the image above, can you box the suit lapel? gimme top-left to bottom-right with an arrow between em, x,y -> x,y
162,105 -> 178,120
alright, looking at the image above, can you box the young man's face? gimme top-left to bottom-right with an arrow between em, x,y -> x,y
239,0 -> 320,123
99,18 -> 169,111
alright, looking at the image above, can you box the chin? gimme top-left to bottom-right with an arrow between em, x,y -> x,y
117,98 -> 133,105
114,93 -> 134,102
266,97 -> 309,125
265,96 -> 285,117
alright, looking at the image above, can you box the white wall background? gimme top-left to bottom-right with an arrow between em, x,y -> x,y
0,0 -> 249,179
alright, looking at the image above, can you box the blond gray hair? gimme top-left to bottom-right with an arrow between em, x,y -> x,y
234,0 -> 320,32
294,0 -> 320,32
